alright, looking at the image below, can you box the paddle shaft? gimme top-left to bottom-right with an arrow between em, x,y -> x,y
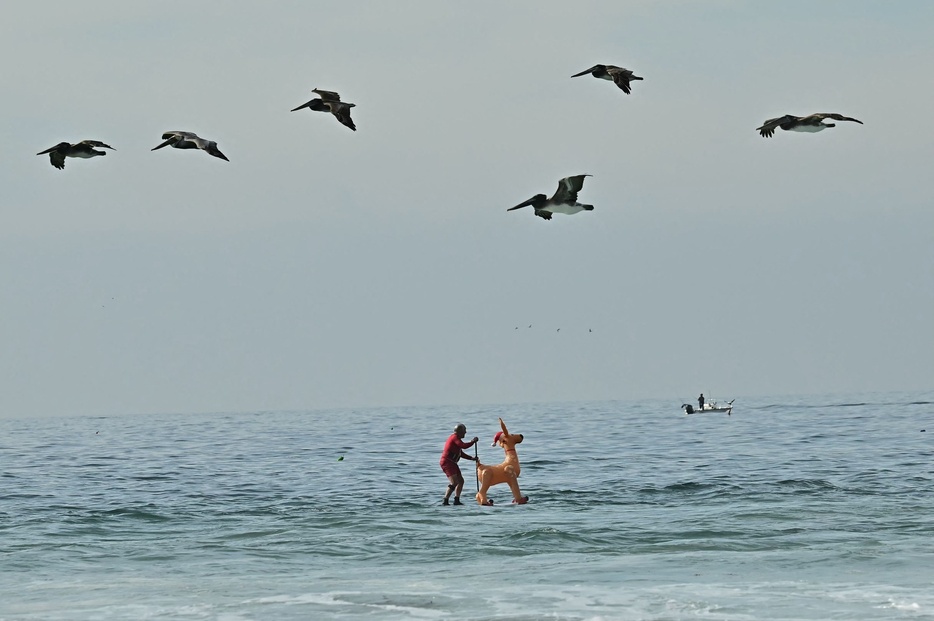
475,445 -> 479,492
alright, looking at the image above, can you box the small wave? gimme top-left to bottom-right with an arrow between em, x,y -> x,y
878,598 -> 922,612
130,474 -> 176,482
640,481 -> 743,495
210,528 -> 290,541
507,526 -> 599,548
759,402 -> 869,410
775,478 -> 839,492
664,481 -> 714,492
753,400 -> 920,411
522,458 -> 563,467
95,507 -> 172,522
763,399 -> 934,410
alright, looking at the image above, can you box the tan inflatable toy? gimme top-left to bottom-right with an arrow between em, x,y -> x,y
475,418 -> 529,506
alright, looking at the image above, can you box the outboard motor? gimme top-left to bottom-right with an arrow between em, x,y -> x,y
682,404 -> 695,414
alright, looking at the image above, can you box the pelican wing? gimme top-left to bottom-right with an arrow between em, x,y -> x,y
37,142 -> 69,156
609,72 -> 633,93
187,134 -> 211,149
43,149 -> 66,169
756,115 -> 799,138
79,140 -> 114,150
552,174 -> 591,204
329,102 -> 357,131
163,131 -> 199,141
204,142 -> 229,161
312,88 -> 342,102
605,66 -> 640,93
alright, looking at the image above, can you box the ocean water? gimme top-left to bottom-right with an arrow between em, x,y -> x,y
1,392 -> 932,620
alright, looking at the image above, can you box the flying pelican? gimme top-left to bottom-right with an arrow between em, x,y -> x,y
151,131 -> 229,161
291,88 -> 357,131
756,113 -> 863,138
36,140 -> 114,170
507,175 -> 594,220
570,64 -> 643,94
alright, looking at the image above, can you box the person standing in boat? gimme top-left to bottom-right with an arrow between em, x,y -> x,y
440,423 -> 478,506
698,393 -> 705,411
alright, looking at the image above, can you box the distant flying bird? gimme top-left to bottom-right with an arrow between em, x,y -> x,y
756,113 -> 863,138
151,131 -> 229,161
291,88 -> 357,131
508,174 -> 594,220
36,140 -> 114,170
570,64 -> 643,94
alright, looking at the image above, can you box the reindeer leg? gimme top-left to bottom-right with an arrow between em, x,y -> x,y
476,485 -> 489,505
506,475 -> 528,505
476,468 -> 494,506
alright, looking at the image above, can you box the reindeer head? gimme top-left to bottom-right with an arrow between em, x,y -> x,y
491,417 -> 524,449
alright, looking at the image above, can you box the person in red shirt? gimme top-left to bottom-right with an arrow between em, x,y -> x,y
440,423 -> 478,505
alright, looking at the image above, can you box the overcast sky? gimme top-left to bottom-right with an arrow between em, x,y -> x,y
2,1 -> 932,418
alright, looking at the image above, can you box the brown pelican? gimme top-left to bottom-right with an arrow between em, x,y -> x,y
756,113 -> 863,138
151,131 -> 229,161
36,140 -> 114,170
571,64 -> 643,94
291,88 -> 356,131
507,175 -> 594,220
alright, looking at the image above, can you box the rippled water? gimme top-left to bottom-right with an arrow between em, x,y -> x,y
2,392 -> 932,620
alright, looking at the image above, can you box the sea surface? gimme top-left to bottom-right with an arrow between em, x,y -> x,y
1,391 -> 932,620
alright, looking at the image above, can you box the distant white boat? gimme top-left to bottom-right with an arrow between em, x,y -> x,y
682,399 -> 735,415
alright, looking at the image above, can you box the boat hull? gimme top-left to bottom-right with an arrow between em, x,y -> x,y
682,403 -> 733,415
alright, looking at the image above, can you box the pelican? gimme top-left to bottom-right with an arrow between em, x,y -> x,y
36,140 -> 114,170
570,64 -> 643,94
291,88 -> 357,131
756,113 -> 863,138
151,131 -> 229,161
507,175 -> 594,220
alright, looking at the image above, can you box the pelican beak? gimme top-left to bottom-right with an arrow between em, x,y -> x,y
151,138 -> 173,151
570,65 -> 599,78
507,196 -> 537,211
290,101 -> 310,112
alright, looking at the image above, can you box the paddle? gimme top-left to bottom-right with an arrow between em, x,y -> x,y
475,445 -> 480,493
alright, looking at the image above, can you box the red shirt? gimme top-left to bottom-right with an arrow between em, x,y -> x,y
440,434 -> 473,464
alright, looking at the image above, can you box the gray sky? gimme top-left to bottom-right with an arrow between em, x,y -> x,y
2,1 -> 932,418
